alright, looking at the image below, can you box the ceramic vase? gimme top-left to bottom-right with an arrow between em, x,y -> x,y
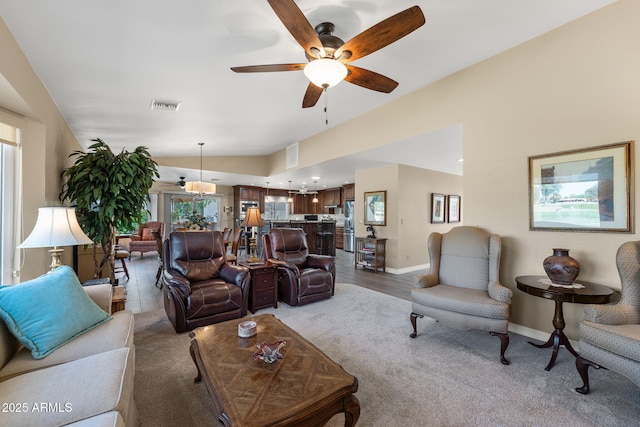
543,248 -> 580,285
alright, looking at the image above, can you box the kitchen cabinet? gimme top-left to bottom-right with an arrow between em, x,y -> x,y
336,226 -> 344,249
343,184 -> 355,201
233,186 -> 265,222
322,188 -> 342,213
293,193 -> 322,214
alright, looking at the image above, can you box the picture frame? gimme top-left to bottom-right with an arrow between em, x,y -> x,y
364,191 -> 386,226
447,195 -> 461,223
431,193 -> 446,223
529,141 -> 634,233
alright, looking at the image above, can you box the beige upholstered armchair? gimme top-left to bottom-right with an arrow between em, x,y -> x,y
575,241 -> 640,394
410,226 -> 513,364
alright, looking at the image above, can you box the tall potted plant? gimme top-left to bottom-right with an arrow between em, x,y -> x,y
60,138 -> 159,281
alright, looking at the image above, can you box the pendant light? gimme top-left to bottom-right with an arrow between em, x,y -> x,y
287,180 -> 293,203
185,142 -> 216,196
312,181 -> 319,203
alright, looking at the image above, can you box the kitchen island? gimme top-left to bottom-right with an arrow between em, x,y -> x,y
267,220 -> 336,256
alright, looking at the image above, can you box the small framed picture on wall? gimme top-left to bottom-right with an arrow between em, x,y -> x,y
447,195 -> 461,223
431,193 -> 446,223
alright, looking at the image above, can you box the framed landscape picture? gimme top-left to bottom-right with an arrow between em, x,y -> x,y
364,191 -> 386,226
528,141 -> 634,233
431,193 -> 446,223
447,195 -> 461,223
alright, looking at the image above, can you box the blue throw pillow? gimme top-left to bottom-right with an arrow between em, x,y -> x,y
0,265 -> 111,359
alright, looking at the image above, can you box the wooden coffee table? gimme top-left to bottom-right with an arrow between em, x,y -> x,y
189,314 -> 360,426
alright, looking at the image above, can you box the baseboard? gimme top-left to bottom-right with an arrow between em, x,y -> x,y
387,263 -> 429,275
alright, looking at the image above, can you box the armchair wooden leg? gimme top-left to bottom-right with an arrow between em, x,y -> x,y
490,331 -> 510,365
575,356 -> 605,394
410,312 -> 423,338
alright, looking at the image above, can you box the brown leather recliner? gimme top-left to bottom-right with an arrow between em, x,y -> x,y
263,228 -> 336,306
162,231 -> 250,333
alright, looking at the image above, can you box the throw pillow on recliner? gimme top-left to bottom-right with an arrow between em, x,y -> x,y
0,266 -> 111,359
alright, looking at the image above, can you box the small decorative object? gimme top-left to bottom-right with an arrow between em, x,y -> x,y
543,248 -> 580,285
182,211 -> 209,230
238,320 -> 257,338
366,225 -> 376,238
252,340 -> 286,364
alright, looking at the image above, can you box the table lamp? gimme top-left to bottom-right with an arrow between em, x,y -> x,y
241,207 -> 264,263
18,207 -> 93,272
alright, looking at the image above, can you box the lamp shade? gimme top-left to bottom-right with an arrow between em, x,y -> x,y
304,58 -> 348,88
241,207 -> 264,227
184,181 -> 216,195
18,207 -> 93,248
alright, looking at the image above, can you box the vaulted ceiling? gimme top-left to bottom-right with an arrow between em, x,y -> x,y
0,0 -> 616,190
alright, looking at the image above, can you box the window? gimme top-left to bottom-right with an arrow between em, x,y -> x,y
0,119 -> 20,284
170,195 -> 220,231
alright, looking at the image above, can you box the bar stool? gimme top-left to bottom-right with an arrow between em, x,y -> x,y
315,221 -> 334,255
114,247 -> 130,282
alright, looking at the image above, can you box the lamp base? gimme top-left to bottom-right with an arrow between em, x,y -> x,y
246,236 -> 261,263
48,248 -> 64,272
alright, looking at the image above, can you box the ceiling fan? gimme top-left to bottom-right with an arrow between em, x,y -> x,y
231,0 -> 426,108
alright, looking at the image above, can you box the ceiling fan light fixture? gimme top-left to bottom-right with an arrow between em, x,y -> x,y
304,58 -> 347,88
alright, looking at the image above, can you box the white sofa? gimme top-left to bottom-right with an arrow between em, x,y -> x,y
0,283 -> 138,426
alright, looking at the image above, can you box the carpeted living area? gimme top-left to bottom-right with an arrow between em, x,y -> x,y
133,283 -> 640,426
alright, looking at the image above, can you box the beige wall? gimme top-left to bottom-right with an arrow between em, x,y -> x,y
0,17 -> 82,281
2,1 -> 637,339
290,0 -> 638,338
355,164 -> 463,272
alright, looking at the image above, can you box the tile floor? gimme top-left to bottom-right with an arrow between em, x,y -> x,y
116,253 -> 164,314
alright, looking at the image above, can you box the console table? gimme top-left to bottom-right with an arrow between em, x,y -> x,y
355,237 -> 387,272
515,275 -> 614,371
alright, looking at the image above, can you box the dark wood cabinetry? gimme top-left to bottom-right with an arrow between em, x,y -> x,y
336,226 -> 344,249
241,262 -> 278,313
233,186 -> 265,222
343,184 -> 355,201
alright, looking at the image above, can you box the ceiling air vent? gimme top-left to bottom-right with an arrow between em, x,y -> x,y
150,100 -> 181,111
286,143 -> 298,169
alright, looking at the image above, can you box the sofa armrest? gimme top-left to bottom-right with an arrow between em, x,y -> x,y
307,255 -> 335,271
83,283 -> 113,314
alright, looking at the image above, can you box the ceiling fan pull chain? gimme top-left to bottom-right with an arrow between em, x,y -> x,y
324,88 -> 329,125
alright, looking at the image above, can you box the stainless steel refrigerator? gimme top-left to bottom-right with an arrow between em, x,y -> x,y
343,200 -> 354,252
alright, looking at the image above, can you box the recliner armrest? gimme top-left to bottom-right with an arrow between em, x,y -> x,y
83,283 -> 113,313
162,268 -> 192,300
268,259 -> 300,277
219,263 -> 250,289
307,254 -> 334,271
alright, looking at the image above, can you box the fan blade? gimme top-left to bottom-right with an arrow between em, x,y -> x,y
345,65 -> 398,93
335,6 -> 425,62
231,63 -> 306,73
267,0 -> 325,59
302,83 -> 323,108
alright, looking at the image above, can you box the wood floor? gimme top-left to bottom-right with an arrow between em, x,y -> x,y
120,248 -> 426,313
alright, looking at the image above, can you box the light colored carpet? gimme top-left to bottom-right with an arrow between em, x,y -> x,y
134,284 -> 640,426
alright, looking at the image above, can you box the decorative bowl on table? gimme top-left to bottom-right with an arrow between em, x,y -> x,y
252,340 -> 286,364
